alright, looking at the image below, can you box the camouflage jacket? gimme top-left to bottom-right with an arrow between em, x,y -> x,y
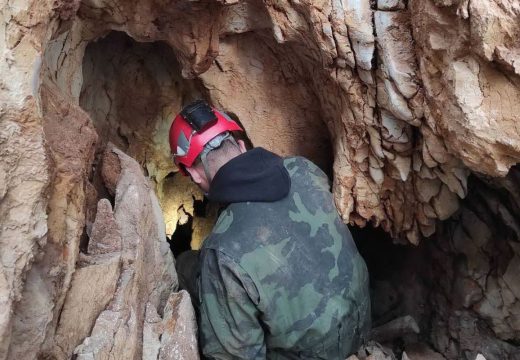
199,154 -> 371,359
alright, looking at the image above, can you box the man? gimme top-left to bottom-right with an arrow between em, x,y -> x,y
169,100 -> 371,359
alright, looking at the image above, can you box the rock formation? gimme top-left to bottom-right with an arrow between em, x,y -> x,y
428,167 -> 520,359
0,0 -> 519,359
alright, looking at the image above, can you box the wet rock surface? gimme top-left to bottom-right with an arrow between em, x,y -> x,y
0,0 -> 519,359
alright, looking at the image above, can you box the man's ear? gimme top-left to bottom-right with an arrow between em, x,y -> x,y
237,139 -> 247,154
185,166 -> 204,184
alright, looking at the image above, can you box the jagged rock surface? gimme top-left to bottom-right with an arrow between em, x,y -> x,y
0,0 -> 519,359
428,167 -> 520,360
361,168 -> 520,359
70,147 -> 182,359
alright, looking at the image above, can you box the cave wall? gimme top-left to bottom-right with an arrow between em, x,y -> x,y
79,31 -> 207,238
0,0 -> 519,359
354,168 -> 520,359
428,167 -> 520,359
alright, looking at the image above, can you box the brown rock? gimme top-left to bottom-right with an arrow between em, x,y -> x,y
54,253 -> 121,357
88,199 -> 122,255
101,146 -> 122,197
73,148 -> 179,360
402,343 -> 446,360
158,291 -> 199,360
2,0 -> 520,358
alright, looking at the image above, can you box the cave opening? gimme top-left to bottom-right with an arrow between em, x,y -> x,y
12,0 -> 517,357
73,28 -> 520,359
351,170 -> 520,359
350,224 -> 434,357
77,31 -> 436,352
79,30 -> 336,259
79,31 -> 210,256
352,226 -> 430,327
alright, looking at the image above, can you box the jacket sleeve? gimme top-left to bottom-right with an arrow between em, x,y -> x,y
199,248 -> 266,360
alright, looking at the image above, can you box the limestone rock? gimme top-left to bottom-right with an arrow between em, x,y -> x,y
2,0 -> 519,248
411,0 -> 520,176
355,341 -> 396,360
1,0 -> 520,359
100,148 -> 122,197
344,0 -> 375,71
402,343 -> 446,360
73,147 -> 180,359
378,0 -> 406,10
24,0 -> 520,244
375,11 -> 419,100
54,253 -> 121,357
429,168 -> 520,359
158,291 -> 199,360
87,199 -> 122,255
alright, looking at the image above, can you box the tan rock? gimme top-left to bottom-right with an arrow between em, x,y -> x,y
87,199 -> 122,255
5,263 -> 54,360
344,0 -> 375,70
143,303 -> 162,360
54,254 -> 121,357
432,184 -> 459,221
402,342 -> 446,359
2,0 -> 520,358
375,11 -> 419,99
430,167 -> 520,356
100,148 -> 121,197
503,255 -> 520,300
378,0 -> 405,10
411,0 -> 520,176
158,291 -> 199,360
73,147 -> 179,359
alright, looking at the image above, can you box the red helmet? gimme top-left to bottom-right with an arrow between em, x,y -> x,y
169,100 -> 243,174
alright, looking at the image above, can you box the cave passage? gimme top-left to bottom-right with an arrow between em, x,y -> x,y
78,29 -> 436,355
78,29 -> 420,319
80,32 -> 418,325
79,31 -> 214,253
79,30 -> 334,258
168,195 -> 221,257
169,209 -> 193,258
351,225 -> 433,349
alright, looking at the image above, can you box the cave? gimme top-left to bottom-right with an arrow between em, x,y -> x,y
78,30 -> 336,253
2,0 -> 520,359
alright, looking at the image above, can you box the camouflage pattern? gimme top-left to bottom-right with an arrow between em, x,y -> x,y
198,157 -> 371,359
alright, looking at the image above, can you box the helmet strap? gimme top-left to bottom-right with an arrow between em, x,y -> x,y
200,150 -> 213,184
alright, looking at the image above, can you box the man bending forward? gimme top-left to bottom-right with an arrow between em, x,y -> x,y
169,100 -> 371,359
